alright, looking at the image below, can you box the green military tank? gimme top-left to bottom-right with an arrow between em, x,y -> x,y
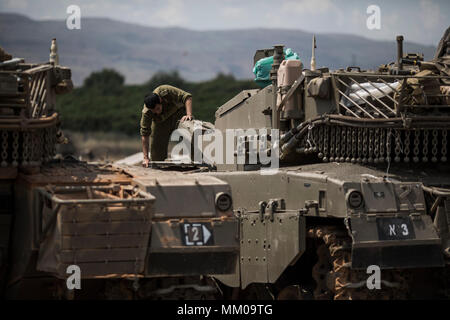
176,28 -> 449,299
0,41 -> 239,299
2,26 -> 450,300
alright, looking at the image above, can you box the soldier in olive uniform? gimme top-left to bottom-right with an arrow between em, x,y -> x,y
140,85 -> 193,166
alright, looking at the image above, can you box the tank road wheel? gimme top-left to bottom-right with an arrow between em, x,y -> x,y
311,243 -> 334,299
308,226 -> 409,300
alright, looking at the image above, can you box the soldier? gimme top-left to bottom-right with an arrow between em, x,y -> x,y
140,84 -> 193,167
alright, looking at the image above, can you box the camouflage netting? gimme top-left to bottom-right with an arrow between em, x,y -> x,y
395,69 -> 443,106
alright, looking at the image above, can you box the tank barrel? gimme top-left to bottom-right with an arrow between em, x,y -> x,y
0,58 -> 24,68
270,45 -> 284,130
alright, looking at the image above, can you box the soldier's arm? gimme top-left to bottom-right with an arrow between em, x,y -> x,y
167,85 -> 192,106
141,136 -> 150,167
140,104 -> 152,167
182,97 -> 193,121
174,88 -> 193,121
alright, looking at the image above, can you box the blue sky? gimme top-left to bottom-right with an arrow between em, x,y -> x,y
1,0 -> 449,46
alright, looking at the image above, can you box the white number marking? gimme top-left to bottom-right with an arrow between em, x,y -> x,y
401,223 -> 409,236
192,226 -> 200,241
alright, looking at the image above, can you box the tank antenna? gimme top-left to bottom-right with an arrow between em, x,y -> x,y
49,38 -> 59,65
396,35 -> 404,71
310,35 -> 317,71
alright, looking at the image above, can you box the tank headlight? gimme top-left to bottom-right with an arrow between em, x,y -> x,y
215,192 -> 232,211
347,190 -> 364,209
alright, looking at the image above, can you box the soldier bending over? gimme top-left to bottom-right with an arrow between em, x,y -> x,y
140,85 -> 193,167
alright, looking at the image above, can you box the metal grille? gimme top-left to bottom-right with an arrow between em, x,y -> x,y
331,73 -> 450,118
0,64 -> 58,167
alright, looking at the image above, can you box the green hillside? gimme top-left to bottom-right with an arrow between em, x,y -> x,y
56,69 -> 259,135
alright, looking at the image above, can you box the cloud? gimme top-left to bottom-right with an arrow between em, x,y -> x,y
281,0 -> 335,14
419,0 -> 443,29
0,0 -> 447,45
2,0 -> 28,10
152,0 -> 188,26
222,7 -> 244,19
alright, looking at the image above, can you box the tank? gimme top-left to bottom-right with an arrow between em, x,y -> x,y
184,29 -> 450,299
0,42 -> 239,299
3,27 -> 450,300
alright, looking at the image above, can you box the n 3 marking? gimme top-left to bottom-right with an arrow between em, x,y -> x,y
376,217 -> 415,240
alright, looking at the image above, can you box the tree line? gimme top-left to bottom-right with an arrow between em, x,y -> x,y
56,69 -> 259,135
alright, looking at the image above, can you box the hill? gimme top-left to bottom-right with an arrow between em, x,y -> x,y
0,13 -> 437,86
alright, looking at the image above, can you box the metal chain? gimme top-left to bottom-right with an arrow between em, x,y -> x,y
374,128 -> 380,164
27,131 -> 35,164
351,128 -> 357,163
379,128 -> 385,163
357,128 -> 363,163
413,130 -> 420,163
32,131 -> 40,164
340,126 -> 346,162
45,128 -> 53,161
42,129 -> 48,161
50,126 -> 57,158
404,130 -> 410,163
422,130 -> 429,163
22,131 -> 30,166
368,128 -> 374,163
323,125 -> 329,162
12,131 -> 19,167
442,130 -> 447,162
318,125 -> 324,159
386,129 -> 392,163
335,126 -> 341,162
301,135 -> 307,152
362,128 -> 368,163
37,130 -> 44,165
330,126 -> 336,162
313,125 -> 319,153
394,130 -> 402,163
1,130 -> 8,167
306,124 -> 315,153
346,127 -> 351,162
320,126 -> 327,161
431,129 -> 438,163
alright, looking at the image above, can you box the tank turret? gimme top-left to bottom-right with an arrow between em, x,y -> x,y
201,30 -> 450,299
0,40 -> 73,169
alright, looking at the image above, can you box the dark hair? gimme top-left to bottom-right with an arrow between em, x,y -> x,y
144,93 -> 160,109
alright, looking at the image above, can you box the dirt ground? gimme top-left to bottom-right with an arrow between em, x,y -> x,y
56,131 -> 141,162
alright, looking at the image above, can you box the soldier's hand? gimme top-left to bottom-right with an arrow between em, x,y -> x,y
181,115 -> 193,122
142,158 -> 150,168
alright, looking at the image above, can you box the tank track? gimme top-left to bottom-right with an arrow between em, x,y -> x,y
103,276 -> 221,300
308,226 -> 408,300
